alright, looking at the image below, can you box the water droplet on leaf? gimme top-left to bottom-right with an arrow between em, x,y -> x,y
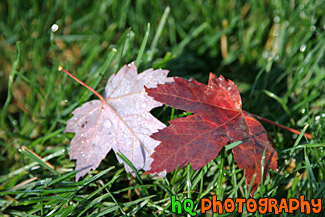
300,44 -> 306,52
141,102 -> 147,109
103,119 -> 112,128
142,128 -> 151,134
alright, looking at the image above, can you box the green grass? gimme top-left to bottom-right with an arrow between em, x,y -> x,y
0,0 -> 324,216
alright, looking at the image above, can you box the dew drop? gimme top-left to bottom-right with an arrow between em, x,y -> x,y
300,11 -> 306,19
284,20 -> 289,27
315,116 -> 320,121
103,119 -> 112,128
262,51 -> 269,59
289,26 -> 295,33
81,134 -> 84,137
142,128 -> 151,134
81,141 -> 85,144
51,24 -> 59,32
300,44 -> 306,52
310,26 -> 316,32
273,31 -> 279,36
141,102 -> 147,109
31,165 -> 40,170
273,16 -> 280,23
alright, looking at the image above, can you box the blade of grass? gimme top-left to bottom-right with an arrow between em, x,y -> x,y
148,6 -> 170,61
77,177 -> 120,217
136,23 -> 150,66
225,141 -> 242,151
0,148 -> 67,183
19,146 -> 59,175
117,28 -> 132,70
1,41 -> 20,131
116,151 -> 143,185
263,89 -> 291,115
304,147 -> 318,189
290,124 -> 310,156
259,148 -> 267,196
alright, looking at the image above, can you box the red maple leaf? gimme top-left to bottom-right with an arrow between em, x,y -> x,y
145,73 -> 278,195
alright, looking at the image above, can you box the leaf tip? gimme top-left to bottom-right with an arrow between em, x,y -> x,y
144,85 -> 152,96
144,170 -> 167,178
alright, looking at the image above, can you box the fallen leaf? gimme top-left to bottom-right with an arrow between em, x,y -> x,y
65,62 -> 172,180
146,73 -> 278,195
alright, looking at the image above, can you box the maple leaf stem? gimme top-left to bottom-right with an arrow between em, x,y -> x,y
251,113 -> 312,139
58,66 -> 106,102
